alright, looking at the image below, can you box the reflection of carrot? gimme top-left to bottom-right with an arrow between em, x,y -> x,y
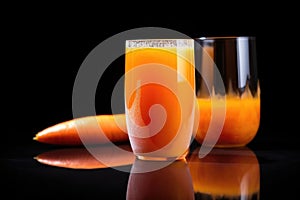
35,144 -> 135,169
34,114 -> 128,146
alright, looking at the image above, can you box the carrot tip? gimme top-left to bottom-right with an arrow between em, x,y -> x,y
33,136 -> 38,141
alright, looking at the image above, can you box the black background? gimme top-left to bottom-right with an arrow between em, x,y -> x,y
3,5 -> 297,148
2,3 -> 300,199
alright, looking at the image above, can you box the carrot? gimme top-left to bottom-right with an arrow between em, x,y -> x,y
34,114 -> 128,146
35,144 -> 135,169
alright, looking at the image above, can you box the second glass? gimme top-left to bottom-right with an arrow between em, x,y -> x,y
194,36 -> 260,147
125,39 -> 195,161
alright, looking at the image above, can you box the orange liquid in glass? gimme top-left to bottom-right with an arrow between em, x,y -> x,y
195,94 -> 260,147
125,45 -> 195,159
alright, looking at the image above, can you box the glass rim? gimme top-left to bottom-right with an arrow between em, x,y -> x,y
126,39 -> 194,48
197,36 -> 256,41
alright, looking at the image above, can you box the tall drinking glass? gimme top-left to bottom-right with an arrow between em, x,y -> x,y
194,36 -> 260,147
125,39 -> 195,161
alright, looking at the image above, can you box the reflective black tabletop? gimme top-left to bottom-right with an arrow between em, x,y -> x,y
2,133 -> 300,199
2,9 -> 298,199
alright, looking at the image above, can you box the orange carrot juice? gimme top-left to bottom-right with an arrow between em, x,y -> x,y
125,39 -> 195,160
195,93 -> 260,147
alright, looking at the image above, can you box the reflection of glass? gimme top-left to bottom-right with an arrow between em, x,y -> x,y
127,159 -> 194,200
194,36 -> 260,147
125,39 -> 195,161
34,144 -> 135,169
188,147 -> 260,199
